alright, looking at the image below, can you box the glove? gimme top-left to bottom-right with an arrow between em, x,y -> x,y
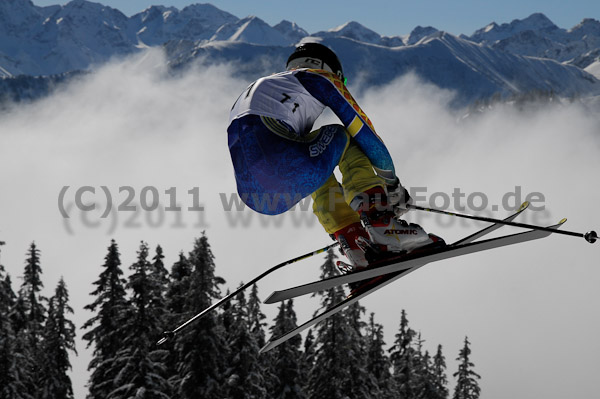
386,178 -> 412,217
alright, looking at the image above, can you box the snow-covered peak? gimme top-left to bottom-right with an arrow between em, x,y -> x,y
29,1 -> 132,74
406,26 -> 439,45
178,3 -> 238,28
50,0 -> 128,25
483,23 -> 498,33
518,13 -> 557,30
329,21 -> 364,33
52,0 -> 125,21
308,21 -> 404,47
569,18 -> 600,39
314,21 -> 382,45
40,1 -> 129,41
133,5 -> 177,24
129,4 -> 238,46
211,16 -> 291,46
274,20 -> 304,31
465,14 -> 600,63
573,18 -> 600,29
470,13 -> 560,44
273,20 -> 308,45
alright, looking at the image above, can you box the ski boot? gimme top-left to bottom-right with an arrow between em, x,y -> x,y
331,222 -> 370,275
331,220 -> 397,294
358,186 -> 446,255
345,187 -> 446,295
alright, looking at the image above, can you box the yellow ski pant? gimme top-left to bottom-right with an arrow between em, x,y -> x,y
312,137 -> 385,234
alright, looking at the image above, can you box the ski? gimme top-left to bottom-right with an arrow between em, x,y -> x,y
447,200 -> 529,246
260,217 -> 565,353
156,242 -> 338,345
264,205 -> 540,305
265,223 -> 560,304
344,201 -> 531,298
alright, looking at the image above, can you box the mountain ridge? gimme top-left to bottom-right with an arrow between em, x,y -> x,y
1,1 -> 599,107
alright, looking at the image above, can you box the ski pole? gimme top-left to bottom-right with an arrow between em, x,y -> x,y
407,204 -> 598,244
156,241 -> 340,346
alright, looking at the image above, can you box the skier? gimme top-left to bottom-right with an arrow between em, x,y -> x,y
227,42 -> 444,274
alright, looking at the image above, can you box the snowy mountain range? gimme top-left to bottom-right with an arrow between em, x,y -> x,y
1,0 -> 600,106
465,13 -> 600,65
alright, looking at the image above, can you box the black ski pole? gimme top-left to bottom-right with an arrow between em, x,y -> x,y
407,204 -> 598,244
156,241 -> 340,346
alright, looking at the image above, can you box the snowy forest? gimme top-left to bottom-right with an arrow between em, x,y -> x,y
0,235 -> 482,399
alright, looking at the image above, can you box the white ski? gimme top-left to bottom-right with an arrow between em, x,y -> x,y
260,215 -> 564,354
266,207 -> 546,305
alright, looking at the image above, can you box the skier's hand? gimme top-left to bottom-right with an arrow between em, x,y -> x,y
386,178 -> 412,217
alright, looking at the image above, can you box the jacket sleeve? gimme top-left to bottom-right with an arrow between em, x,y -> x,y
295,69 -> 396,183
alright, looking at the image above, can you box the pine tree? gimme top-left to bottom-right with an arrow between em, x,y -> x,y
165,252 -> 192,318
151,246 -> 168,283
224,287 -> 266,399
389,309 -> 418,399
219,289 -> 235,335
19,242 -> 47,398
365,313 -> 394,398
175,233 -> 228,399
343,301 -> 378,398
21,243 -> 46,339
108,241 -> 171,398
299,329 -> 316,393
247,284 -> 276,395
412,332 -> 430,399
247,284 -> 267,348
0,264 -> 30,398
453,337 -> 481,399
414,348 -> 439,399
82,240 -> 130,399
164,252 -> 192,386
306,248 -> 358,399
432,345 -> 449,399
0,266 -> 17,395
149,245 -> 169,323
41,278 -> 77,399
268,299 -> 305,399
21,242 -> 46,343
10,290 -> 35,399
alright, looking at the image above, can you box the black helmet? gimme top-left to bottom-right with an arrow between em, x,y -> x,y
286,42 -> 345,83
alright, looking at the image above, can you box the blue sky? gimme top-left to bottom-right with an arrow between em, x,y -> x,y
32,0 -> 599,37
